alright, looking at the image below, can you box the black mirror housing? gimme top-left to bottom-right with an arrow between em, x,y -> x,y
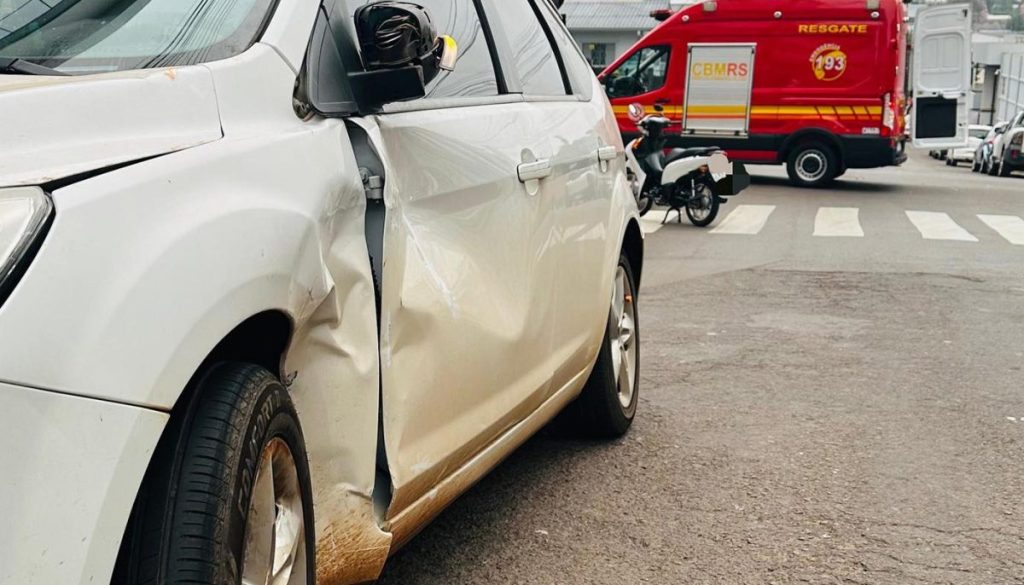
302,1 -> 450,117
349,66 -> 427,110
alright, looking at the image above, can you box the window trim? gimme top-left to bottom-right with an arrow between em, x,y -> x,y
535,0 -> 596,101
527,0 -> 573,97
471,0 -> 512,94
478,0 -> 578,102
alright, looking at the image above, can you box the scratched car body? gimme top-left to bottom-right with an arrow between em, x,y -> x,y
0,1 -> 643,584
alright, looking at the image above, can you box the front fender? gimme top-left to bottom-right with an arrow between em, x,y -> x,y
0,129 -> 358,410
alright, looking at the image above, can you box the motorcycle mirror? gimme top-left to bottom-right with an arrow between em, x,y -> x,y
628,103 -> 645,123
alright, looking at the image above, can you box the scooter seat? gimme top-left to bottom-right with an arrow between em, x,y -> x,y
665,146 -> 722,164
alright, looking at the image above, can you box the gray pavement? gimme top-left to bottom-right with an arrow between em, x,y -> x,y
377,151 -> 1024,585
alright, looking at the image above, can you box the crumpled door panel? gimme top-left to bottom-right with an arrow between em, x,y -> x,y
352,103 -> 562,530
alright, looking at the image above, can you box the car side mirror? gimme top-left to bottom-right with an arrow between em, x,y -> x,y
348,1 -> 458,111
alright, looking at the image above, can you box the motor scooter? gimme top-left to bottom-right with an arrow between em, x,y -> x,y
624,103 -> 748,226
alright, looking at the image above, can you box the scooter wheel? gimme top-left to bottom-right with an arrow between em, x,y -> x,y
686,183 -> 720,228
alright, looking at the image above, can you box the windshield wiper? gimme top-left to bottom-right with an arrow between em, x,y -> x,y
0,58 -> 69,76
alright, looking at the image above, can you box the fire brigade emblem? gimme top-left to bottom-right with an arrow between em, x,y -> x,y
810,43 -> 847,82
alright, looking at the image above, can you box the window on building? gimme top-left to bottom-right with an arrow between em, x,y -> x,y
605,45 -> 671,99
583,43 -> 614,70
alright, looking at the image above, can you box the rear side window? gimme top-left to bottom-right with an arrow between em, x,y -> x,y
347,0 -> 498,99
486,0 -> 568,96
606,46 -> 671,99
536,0 -> 595,99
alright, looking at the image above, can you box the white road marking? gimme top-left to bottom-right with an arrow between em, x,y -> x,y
978,214 -> 1024,245
814,207 -> 864,237
710,205 -> 776,235
905,211 -> 978,242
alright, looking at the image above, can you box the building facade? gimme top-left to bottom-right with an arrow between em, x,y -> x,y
561,0 -> 678,72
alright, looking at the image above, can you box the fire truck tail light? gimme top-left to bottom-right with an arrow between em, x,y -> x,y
882,93 -> 895,130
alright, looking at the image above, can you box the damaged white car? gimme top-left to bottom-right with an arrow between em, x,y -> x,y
0,1 -> 643,584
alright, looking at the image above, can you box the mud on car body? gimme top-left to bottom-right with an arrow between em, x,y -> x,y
0,1 -> 643,584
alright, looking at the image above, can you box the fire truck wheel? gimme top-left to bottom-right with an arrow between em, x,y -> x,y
787,142 -> 838,188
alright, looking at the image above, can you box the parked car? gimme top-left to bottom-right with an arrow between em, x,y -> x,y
989,111 -> 1024,176
0,1 -> 644,584
947,125 -> 991,166
973,122 -> 1008,172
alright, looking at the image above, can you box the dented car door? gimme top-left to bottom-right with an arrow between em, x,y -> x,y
345,0 -> 565,537
364,101 -> 562,532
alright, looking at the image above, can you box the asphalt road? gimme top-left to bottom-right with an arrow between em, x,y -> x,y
377,151 -> 1024,585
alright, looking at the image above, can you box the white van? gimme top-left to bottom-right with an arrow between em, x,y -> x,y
0,1 -> 643,583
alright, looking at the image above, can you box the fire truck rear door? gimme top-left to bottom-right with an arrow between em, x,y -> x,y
682,43 -> 756,137
911,4 -> 971,149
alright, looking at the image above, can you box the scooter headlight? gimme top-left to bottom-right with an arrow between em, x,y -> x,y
0,187 -> 52,303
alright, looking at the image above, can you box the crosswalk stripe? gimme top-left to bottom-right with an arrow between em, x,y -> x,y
814,207 -> 864,237
710,205 -> 776,235
977,215 -> 1024,245
905,211 -> 978,242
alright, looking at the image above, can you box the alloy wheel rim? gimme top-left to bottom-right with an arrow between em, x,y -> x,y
610,266 -> 638,409
796,150 -> 827,182
688,183 -> 713,221
241,438 -> 308,585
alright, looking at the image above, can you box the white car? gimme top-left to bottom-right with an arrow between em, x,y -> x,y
989,111 -> 1024,176
0,2 -> 643,584
946,124 -> 991,166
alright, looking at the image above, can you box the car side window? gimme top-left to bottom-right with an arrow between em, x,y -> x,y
346,0 -> 498,99
485,0 -> 569,96
535,0 -> 595,100
605,46 -> 671,99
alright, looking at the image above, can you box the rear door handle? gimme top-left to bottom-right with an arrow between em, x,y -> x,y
518,159 -> 552,182
598,146 -> 619,161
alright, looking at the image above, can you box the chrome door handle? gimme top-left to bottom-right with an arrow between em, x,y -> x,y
518,159 -> 552,182
598,146 -> 619,161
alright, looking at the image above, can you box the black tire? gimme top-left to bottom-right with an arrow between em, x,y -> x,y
786,141 -> 839,188
113,363 -> 316,585
686,182 -> 720,228
998,158 -> 1013,177
559,254 -> 640,438
989,157 -> 1000,176
946,159 -> 955,167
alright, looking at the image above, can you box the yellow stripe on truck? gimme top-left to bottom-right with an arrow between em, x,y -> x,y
614,104 -> 880,119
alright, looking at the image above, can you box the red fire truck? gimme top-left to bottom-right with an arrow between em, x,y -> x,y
599,0 -> 972,187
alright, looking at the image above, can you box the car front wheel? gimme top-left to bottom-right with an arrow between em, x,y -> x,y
114,363 -> 316,585
560,254 -> 640,438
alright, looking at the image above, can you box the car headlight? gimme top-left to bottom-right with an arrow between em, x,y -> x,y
0,187 -> 53,303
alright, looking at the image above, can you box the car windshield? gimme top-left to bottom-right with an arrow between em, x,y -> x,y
0,0 -> 276,74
